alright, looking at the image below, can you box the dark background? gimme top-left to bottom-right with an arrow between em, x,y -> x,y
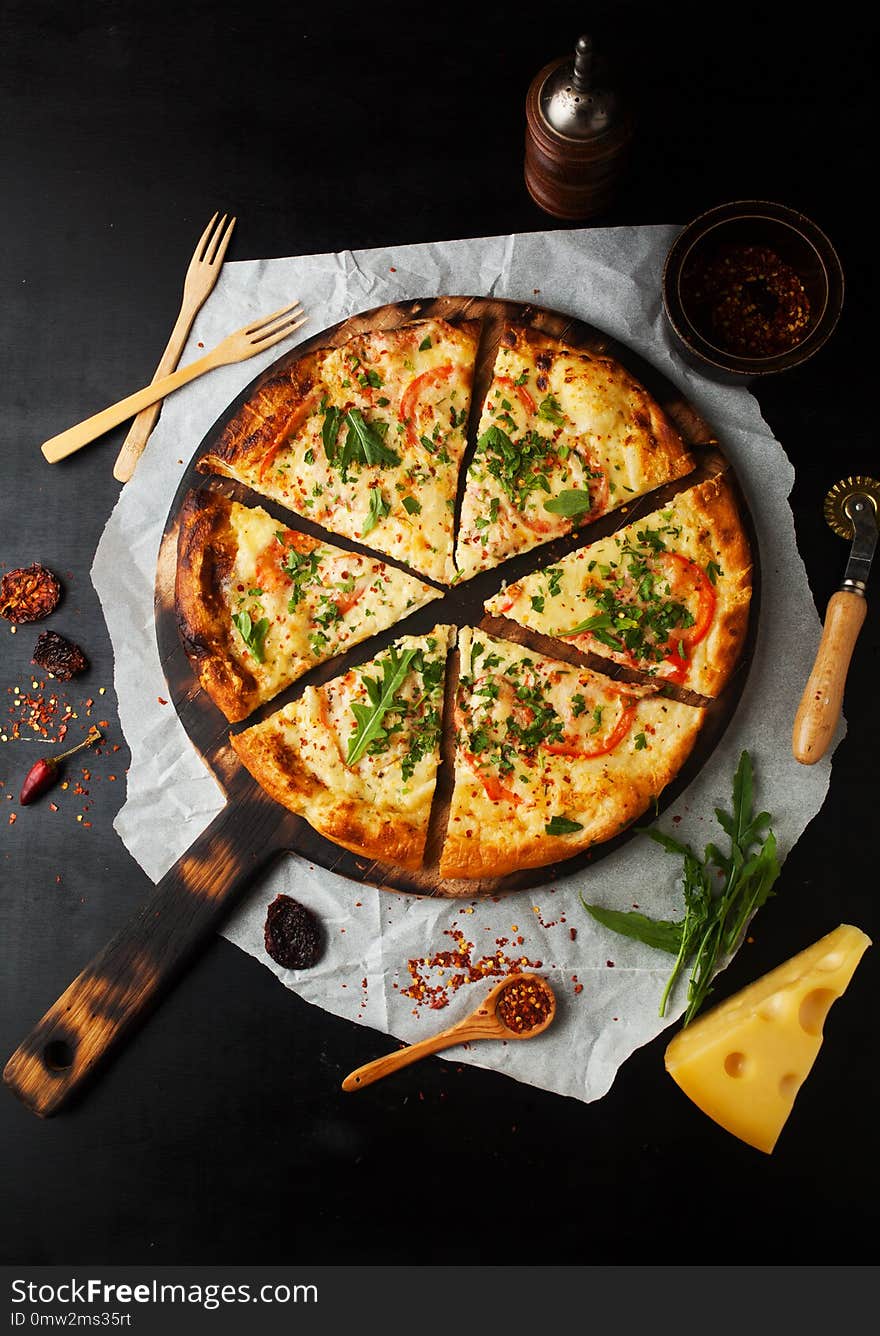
1,0 -> 877,1265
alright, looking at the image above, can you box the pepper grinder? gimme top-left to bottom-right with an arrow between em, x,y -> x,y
524,34 -> 635,220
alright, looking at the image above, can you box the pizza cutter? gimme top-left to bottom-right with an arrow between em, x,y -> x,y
793,475 -> 880,764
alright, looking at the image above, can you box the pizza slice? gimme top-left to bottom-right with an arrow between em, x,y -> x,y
455,326 -> 695,580
484,474 -> 752,697
439,628 -> 704,879
175,489 -> 441,723
197,317 -> 479,584
231,627 -> 454,871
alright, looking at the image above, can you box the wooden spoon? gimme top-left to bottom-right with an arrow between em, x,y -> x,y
341,973 -> 556,1092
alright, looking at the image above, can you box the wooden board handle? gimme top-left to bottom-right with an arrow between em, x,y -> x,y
793,590 -> 867,764
3,791 -> 293,1117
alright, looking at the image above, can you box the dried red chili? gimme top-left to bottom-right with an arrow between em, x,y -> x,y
496,976 -> 554,1034
19,726 -> 102,805
0,565 -> 62,623
31,631 -> 88,681
682,244 -> 812,357
264,894 -> 323,969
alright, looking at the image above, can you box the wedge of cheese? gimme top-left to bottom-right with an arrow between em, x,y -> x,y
664,924 -> 871,1153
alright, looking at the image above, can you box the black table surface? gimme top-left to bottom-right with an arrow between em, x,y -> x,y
1,1 -> 877,1267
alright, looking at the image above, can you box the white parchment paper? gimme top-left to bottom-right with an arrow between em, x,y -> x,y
91,224 -> 837,1102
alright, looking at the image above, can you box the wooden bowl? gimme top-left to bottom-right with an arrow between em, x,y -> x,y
661,200 -> 844,382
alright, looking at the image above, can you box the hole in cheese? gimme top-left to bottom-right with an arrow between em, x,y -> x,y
798,987 -> 837,1037
724,1051 -> 747,1078
779,1073 -> 801,1101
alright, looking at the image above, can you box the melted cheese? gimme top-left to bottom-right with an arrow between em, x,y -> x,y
225,501 -> 438,703
665,924 -> 871,1153
446,627 -> 703,851
456,338 -> 691,580
248,627 -> 453,827
484,477 -> 747,696
231,319 -> 476,583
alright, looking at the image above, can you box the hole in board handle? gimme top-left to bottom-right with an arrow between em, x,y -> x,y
43,1040 -> 74,1073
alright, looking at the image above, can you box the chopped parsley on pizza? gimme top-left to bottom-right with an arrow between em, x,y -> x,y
175,490 -> 440,722
231,628 -> 454,871
439,628 -> 704,879
197,317 -> 478,583
485,475 -> 752,697
455,326 -> 694,580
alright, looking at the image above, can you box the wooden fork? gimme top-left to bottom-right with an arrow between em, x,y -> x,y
40,302 -> 307,465
113,212 -> 236,484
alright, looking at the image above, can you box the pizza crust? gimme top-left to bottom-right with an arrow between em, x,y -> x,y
175,490 -> 262,723
230,720 -> 428,871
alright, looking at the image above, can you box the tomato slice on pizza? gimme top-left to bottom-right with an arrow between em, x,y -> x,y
485,475 -> 752,697
455,327 -> 694,580
439,628 -> 704,879
231,628 -> 454,871
198,317 -> 478,584
175,490 -> 441,722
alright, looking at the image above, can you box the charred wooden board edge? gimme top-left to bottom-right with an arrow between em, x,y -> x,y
155,295 -> 760,899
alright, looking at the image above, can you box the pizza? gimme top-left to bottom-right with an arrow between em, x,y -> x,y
231,628 -> 454,871
175,489 -> 440,723
484,474 -> 752,697
197,317 -> 479,584
177,305 -> 754,886
455,326 -> 695,580
438,628 -> 705,879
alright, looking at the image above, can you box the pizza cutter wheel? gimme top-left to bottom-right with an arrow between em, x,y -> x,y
793,476 -> 880,764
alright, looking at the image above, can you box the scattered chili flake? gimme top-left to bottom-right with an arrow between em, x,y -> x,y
157,697 -> 168,705
402,929 -> 542,1011
31,631 -> 88,681
263,894 -> 323,969
496,976 -> 554,1034
0,565 -> 61,623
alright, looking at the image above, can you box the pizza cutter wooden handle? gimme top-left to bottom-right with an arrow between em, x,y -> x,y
3,788 -> 294,1117
793,590 -> 867,764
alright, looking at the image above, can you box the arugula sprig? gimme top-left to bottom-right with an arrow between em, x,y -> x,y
322,405 -> 401,480
346,647 -> 418,767
581,751 -> 781,1025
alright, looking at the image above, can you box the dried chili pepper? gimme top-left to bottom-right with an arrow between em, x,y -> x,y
31,631 -> 89,681
19,726 -> 102,805
264,894 -> 324,969
0,565 -> 62,623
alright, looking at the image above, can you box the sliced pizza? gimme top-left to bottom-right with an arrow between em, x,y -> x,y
197,317 -> 479,583
439,628 -> 704,879
175,489 -> 440,723
485,474 -> 752,697
231,627 -> 454,871
455,326 -> 695,580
